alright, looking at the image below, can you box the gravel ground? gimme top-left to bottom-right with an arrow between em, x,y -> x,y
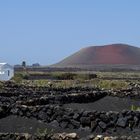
0,114 -> 139,138
63,96 -> 140,111
0,115 -> 91,137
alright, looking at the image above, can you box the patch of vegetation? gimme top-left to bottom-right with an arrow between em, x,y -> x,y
22,79 -> 49,87
48,72 -> 97,80
90,79 -> 129,89
12,72 -> 29,83
97,71 -> 140,79
131,105 -> 140,111
75,73 -> 97,80
13,71 -> 135,89
36,128 -> 53,138
22,71 -> 97,80
51,72 -> 77,80
20,78 -> 129,90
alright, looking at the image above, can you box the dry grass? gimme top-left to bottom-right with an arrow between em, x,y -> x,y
12,71 -> 140,89
97,71 -> 140,78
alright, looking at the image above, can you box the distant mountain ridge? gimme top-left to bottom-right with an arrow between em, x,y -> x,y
53,44 -> 140,67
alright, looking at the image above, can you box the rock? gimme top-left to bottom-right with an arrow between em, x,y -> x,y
10,108 -> 19,115
116,117 -> 128,128
54,106 -> 64,116
100,114 -> 109,123
93,135 -> 103,140
26,111 -> 31,117
49,120 -> 59,128
47,109 -> 52,116
128,120 -> 135,130
98,121 -> 107,130
19,110 -> 24,116
71,119 -> 80,128
88,134 -> 95,140
120,136 -> 128,140
65,108 -> 74,116
62,115 -> 71,122
38,111 -> 48,121
67,123 -> 75,129
25,133 -> 32,139
80,117 -> 90,126
51,133 -> 61,140
6,134 -> 16,140
56,116 -> 63,123
91,120 -> 97,132
104,136 -> 115,140
104,137 -> 111,140
79,126 -> 90,132
127,136 -> 134,140
52,133 -> 79,140
82,111 -> 91,117
60,121 -> 68,128
66,133 -> 78,139
109,112 -> 118,123
134,116 -> 139,126
73,113 -> 80,120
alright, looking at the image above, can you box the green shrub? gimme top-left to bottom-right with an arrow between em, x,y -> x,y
131,105 -> 140,111
90,79 -> 128,89
12,72 -> 29,83
75,73 -> 97,80
36,128 -> 53,138
51,72 -> 77,80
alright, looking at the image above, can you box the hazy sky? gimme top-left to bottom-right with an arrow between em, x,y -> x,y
0,0 -> 140,65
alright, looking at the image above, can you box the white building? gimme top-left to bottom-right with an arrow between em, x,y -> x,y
0,63 -> 14,81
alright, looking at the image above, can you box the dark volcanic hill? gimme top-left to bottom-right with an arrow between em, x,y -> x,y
54,44 -> 140,67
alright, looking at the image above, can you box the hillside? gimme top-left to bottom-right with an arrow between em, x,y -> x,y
52,44 -> 140,71
53,44 -> 140,68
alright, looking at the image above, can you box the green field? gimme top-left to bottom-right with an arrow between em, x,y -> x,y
11,71 -> 140,90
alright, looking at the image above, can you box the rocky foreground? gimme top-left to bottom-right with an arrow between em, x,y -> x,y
0,81 -> 140,140
0,132 -> 140,140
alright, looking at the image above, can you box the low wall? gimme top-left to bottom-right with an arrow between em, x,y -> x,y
0,104 -> 138,134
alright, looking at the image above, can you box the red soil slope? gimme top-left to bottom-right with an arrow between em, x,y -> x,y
55,44 -> 140,66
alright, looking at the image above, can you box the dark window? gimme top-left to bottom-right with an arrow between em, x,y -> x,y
8,70 -> 10,76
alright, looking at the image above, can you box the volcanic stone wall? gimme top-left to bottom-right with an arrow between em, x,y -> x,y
0,104 -> 140,134
14,106 -> 140,131
0,81 -> 140,139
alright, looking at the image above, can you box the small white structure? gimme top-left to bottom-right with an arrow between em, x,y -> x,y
0,63 -> 14,81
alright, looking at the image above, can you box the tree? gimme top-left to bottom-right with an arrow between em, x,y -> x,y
22,61 -> 26,67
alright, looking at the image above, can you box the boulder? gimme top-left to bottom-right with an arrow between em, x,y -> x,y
38,111 -> 49,121
70,119 -> 80,128
60,121 -> 68,128
98,121 -> 107,130
91,120 -> 98,132
80,117 -> 90,126
116,117 -> 128,128
49,120 -> 59,128
73,113 -> 80,120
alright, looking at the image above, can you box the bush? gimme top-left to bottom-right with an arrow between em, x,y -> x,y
12,72 -> 29,83
50,72 -> 97,80
90,79 -> 129,89
75,73 -> 97,80
131,105 -> 140,111
36,128 -> 53,138
51,72 -> 77,80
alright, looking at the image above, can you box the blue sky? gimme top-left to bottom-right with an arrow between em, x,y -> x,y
0,0 -> 140,65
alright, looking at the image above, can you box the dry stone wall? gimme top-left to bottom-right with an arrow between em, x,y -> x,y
0,81 -> 140,139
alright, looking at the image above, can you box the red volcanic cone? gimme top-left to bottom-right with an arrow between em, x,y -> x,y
54,44 -> 140,66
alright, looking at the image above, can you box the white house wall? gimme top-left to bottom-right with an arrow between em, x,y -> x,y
0,64 -> 14,81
